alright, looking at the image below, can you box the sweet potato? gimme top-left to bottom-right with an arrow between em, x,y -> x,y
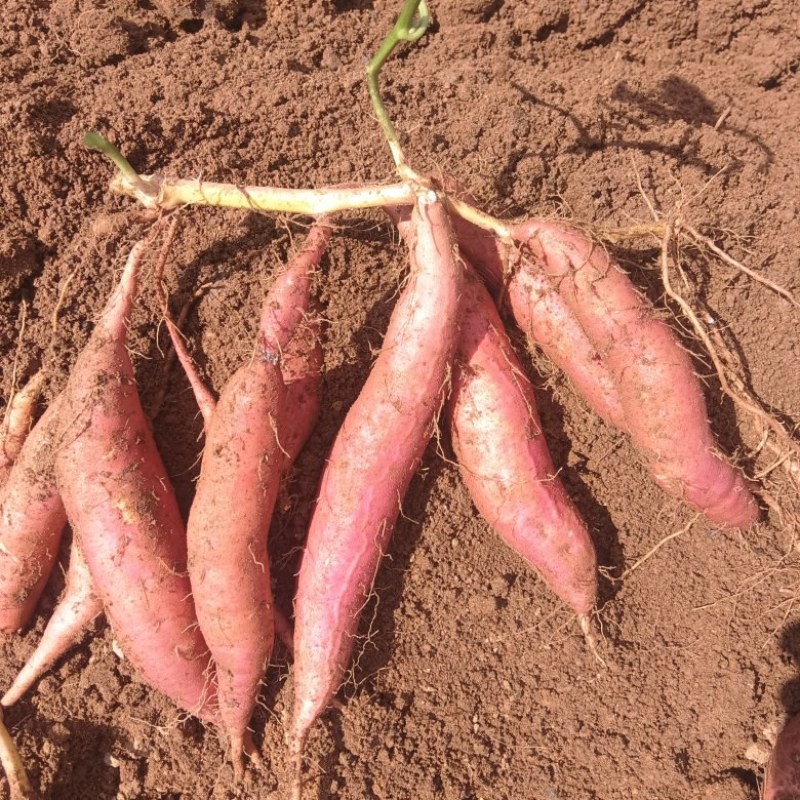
185,223 -> 329,772
447,271 -> 598,619
0,394 -> 67,634
2,537 -> 101,707
168,227 -> 326,460
0,372 -> 44,486
430,180 -> 627,430
388,200 -> 598,619
764,712 -> 800,800
54,235 -> 216,720
505,265 -> 627,431
281,315 -> 323,466
511,219 -> 759,529
289,191 -> 463,796
187,356 -> 285,768
260,223 -> 327,466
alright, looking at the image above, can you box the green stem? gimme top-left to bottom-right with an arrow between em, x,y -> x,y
366,0 -> 430,171
83,132 -> 158,200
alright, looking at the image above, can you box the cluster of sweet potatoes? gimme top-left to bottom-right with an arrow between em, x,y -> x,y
0,184 -> 762,797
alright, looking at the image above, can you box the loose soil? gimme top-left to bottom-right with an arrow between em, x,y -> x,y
1,1 -> 799,798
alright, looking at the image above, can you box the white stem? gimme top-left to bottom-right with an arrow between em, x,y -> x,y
110,174 -> 416,215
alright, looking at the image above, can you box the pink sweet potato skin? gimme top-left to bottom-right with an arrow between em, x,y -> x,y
187,360 -> 285,758
512,219 -> 759,529
0,372 -> 44,486
0,394 -> 67,633
55,239 -> 216,720
764,712 -> 800,800
2,537 -> 101,707
259,225 -> 329,357
186,223 -> 329,763
506,263 -> 627,431
428,179 -> 627,429
388,201 -> 626,429
448,273 -> 598,616
291,193 -> 463,758
281,323 -> 323,465
268,224 -> 329,464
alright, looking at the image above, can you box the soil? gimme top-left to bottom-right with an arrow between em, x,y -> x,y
1,0 -> 799,798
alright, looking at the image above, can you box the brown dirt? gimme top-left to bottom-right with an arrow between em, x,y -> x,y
1,0 -> 799,798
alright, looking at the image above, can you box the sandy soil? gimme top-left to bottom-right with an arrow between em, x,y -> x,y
1,1 -> 799,798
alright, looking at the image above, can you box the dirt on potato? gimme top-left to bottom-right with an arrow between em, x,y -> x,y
1,1 -> 799,798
